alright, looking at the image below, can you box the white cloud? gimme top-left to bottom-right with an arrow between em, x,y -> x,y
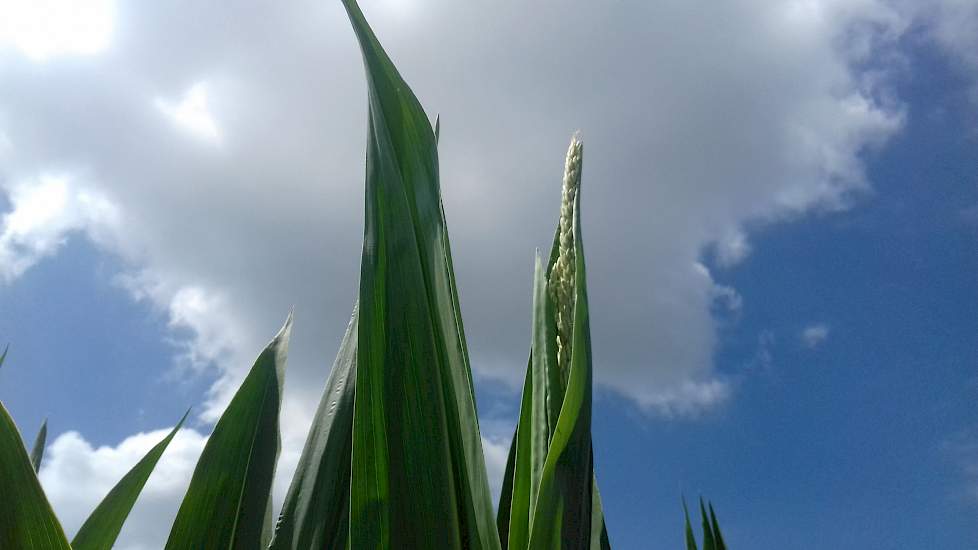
481,435 -> 511,502
39,426 -> 206,550
0,0 -> 115,61
801,323 -> 831,348
0,0 -> 921,420
0,175 -> 119,282
920,0 -> 978,101
155,83 -> 221,143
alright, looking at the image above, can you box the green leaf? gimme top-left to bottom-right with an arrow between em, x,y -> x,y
268,306 -> 358,550
164,314 -> 292,550
498,140 -> 610,549
501,253 -> 560,550
0,344 -> 8,370
708,503 -> 727,550
0,401 -> 71,549
30,418 -> 47,472
526,189 -> 598,549
683,498 -> 698,550
340,1 -> 500,547
700,498 -> 716,550
72,411 -> 188,550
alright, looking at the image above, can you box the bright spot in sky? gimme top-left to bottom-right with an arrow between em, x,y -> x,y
0,0 -> 115,61
3,176 -> 69,236
155,83 -> 221,143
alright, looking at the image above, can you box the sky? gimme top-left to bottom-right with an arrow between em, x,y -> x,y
0,0 -> 975,548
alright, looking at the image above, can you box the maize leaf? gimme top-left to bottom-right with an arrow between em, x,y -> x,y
699,499 -> 716,550
0,344 -> 7,370
30,418 -> 47,472
498,138 -> 610,550
682,498 -> 727,550
683,499 -> 698,550
0,401 -> 71,549
268,305 -> 358,550
72,411 -> 188,550
708,503 -> 727,550
164,314 -> 291,550
340,1 -> 500,547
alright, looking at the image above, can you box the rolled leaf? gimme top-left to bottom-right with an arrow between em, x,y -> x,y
72,411 -> 188,550
498,138 -> 611,550
164,314 -> 291,550
30,418 -> 47,472
269,305 -> 358,550
340,1 -> 500,547
0,402 -> 71,549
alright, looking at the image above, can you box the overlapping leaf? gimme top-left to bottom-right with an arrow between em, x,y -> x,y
269,306 -> 358,550
340,1 -> 500,547
165,315 -> 291,550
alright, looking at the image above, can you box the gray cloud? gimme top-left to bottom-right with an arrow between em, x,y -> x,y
0,0 -> 914,416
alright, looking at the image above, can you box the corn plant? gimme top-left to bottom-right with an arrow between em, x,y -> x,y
0,2 -> 734,548
495,135 -> 611,550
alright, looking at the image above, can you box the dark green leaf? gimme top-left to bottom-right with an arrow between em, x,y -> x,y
700,498 -> 716,550
340,1 -> 500,547
269,306 -> 358,550
0,402 -> 71,549
72,411 -> 188,550
0,344 -> 8,370
709,503 -> 727,550
164,314 -> 291,550
683,498 -> 698,550
30,418 -> 47,472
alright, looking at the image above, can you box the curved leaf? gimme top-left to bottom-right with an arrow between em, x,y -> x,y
164,314 -> 291,550
30,418 -> 47,472
340,1 -> 500,548
269,305 -> 358,550
71,411 -> 188,550
0,402 -> 71,549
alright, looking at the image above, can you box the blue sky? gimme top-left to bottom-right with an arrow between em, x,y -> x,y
1,1 -> 976,548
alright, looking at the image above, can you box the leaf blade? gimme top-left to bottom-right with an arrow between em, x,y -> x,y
30,418 -> 47,472
0,402 -> 71,550
164,315 -> 291,550
269,306 -> 358,550
72,411 -> 188,550
341,1 -> 500,547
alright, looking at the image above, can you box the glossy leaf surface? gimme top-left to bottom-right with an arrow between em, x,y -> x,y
341,1 -> 500,547
164,315 -> 291,550
0,402 -> 71,550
